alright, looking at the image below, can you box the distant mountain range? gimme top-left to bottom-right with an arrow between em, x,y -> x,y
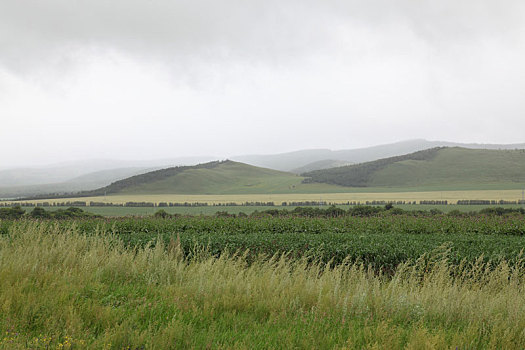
2,139 -> 525,198
232,139 -> 525,172
20,147 -> 525,200
0,156 -> 215,198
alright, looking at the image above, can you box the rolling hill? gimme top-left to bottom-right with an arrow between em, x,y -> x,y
302,147 -> 525,190
77,160 -> 348,196
6,140 -> 525,199
4,139 -> 525,198
42,148 -> 525,198
232,139 -> 525,172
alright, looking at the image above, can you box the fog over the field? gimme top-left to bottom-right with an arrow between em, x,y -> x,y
1,0 -> 524,167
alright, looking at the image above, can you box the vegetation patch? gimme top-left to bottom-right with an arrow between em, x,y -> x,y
303,147 -> 442,186
1,222 -> 525,348
303,147 -> 525,188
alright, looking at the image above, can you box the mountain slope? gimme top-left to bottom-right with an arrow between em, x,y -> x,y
80,160 -> 339,196
303,148 -> 525,189
232,139 -> 525,172
4,139 -> 525,192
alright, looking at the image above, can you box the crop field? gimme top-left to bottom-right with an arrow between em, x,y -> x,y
1,215 -> 525,348
7,188 -> 525,206
22,215 -> 525,267
3,214 -> 525,268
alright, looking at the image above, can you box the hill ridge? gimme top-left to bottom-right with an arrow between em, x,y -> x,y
232,139 -> 525,172
302,147 -> 444,187
80,160 -> 230,196
302,147 -> 525,188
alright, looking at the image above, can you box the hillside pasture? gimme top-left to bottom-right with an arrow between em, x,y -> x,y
304,148 -> 525,189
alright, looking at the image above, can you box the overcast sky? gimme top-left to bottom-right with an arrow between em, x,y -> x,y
1,0 -> 524,167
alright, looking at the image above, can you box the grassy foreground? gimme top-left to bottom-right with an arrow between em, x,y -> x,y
1,223 -> 525,349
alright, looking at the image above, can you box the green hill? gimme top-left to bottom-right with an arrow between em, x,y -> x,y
80,160 -> 348,195
65,148 -> 525,197
302,147 -> 525,190
232,139 -> 525,172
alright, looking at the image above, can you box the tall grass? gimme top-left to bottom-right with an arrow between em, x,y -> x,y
1,222 -> 525,349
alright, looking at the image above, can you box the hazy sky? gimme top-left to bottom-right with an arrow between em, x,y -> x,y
1,0 -> 524,167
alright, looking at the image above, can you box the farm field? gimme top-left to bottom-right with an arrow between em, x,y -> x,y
8,188 -> 525,206
32,215 -> 525,266
14,203 -> 525,216
1,217 -> 525,348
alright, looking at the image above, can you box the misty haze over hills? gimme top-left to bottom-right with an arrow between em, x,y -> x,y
0,157 -> 216,198
0,157 -> 216,187
1,139 -> 525,198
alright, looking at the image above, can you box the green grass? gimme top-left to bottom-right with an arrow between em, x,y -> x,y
305,147 -> 525,190
96,156 -> 525,197
6,215 -> 524,268
115,149 -> 525,195
117,161 -> 354,195
1,222 -> 525,348
371,148 -> 525,187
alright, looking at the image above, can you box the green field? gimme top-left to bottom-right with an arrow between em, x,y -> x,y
9,188 -> 525,209
2,218 -> 525,348
34,215 -> 525,266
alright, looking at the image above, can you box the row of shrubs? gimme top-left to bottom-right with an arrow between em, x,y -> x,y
0,206 -> 99,220
250,206 -> 525,218
3,204 -> 525,221
154,204 -> 525,219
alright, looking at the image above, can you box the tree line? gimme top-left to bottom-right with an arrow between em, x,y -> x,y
2,198 -> 525,208
0,206 -> 99,220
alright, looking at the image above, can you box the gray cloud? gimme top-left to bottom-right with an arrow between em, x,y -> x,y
2,0 -> 523,70
0,0 -> 524,167
1,0 -> 331,72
